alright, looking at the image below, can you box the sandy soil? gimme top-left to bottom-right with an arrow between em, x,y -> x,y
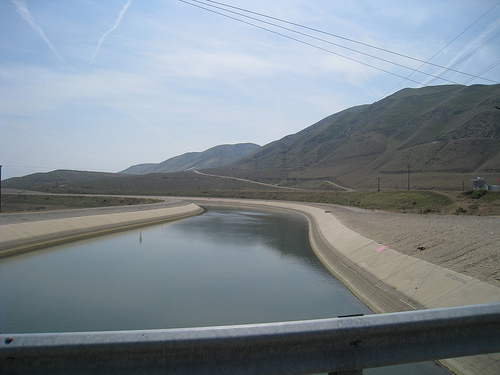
320,204 -> 500,287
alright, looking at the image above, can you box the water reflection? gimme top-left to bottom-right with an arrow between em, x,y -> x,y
0,207 -> 449,374
0,208 -> 370,333
173,206 -> 319,265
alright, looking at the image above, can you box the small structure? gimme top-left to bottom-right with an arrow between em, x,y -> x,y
470,177 -> 488,190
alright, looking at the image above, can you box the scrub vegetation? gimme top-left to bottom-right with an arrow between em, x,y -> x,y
3,85 -> 499,215
3,170 -> 499,215
165,190 -> 457,214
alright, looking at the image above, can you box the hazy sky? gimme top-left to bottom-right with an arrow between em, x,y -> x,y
1,0 -> 499,179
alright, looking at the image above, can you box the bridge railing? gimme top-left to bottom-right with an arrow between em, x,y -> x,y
1,303 -> 499,374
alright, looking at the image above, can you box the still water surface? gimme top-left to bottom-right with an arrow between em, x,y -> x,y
0,207 -> 449,374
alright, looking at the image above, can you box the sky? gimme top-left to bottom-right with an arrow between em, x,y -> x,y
1,0 -> 499,180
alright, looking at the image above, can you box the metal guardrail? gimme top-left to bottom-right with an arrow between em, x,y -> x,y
1,303 -> 499,374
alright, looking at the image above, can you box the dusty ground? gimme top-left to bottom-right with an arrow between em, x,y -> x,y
322,204 -> 500,287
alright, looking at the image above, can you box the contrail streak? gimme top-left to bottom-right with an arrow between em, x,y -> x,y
89,0 -> 132,66
9,0 -> 66,62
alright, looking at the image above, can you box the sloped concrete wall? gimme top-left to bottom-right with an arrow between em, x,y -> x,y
1,196 -> 498,374
0,203 -> 203,256
187,197 -> 500,375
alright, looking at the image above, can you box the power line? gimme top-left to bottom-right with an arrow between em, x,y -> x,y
177,0 -> 429,86
179,0 -> 500,106
179,0 -> 494,89
2,164 -> 66,171
1,164 -> 119,174
426,31 -> 500,86
463,60 -> 500,85
380,1 -> 500,98
0,165 -> 2,213
186,0 -> 499,85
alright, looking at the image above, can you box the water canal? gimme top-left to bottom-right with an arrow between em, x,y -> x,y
0,206 -> 449,374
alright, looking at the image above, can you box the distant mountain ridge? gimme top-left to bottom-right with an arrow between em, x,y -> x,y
120,143 -> 261,175
5,84 -> 499,191
215,84 -> 500,189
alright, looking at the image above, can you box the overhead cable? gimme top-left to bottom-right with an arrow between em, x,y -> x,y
380,1 -> 500,98
426,31 -> 500,86
179,0 -> 499,89
179,0 -> 500,103
463,60 -> 500,85
178,0 -> 439,87
189,0 -> 499,85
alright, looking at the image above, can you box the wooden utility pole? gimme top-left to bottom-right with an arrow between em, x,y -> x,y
407,165 -> 411,191
280,143 -> 288,187
0,165 -> 2,213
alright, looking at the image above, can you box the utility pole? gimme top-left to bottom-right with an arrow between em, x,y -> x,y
407,165 -> 411,191
253,157 -> 258,183
377,177 -> 380,192
280,143 -> 288,187
0,165 -> 2,213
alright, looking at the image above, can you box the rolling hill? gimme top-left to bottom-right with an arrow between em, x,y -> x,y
211,84 -> 500,190
120,143 -> 261,174
4,84 -> 500,192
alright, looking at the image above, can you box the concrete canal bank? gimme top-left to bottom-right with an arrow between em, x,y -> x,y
0,196 -> 498,374
185,198 -> 500,312
186,197 -> 500,375
0,200 -> 203,257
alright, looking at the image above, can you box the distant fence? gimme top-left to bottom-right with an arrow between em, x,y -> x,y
1,303 -> 499,375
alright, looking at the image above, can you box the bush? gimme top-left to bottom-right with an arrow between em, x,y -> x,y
465,189 -> 488,199
471,189 -> 488,199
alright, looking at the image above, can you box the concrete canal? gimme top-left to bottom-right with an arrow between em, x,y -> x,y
0,206 -> 449,374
